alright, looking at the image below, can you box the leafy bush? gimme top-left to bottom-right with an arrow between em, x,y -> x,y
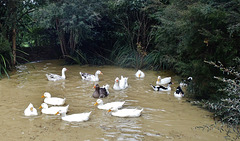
0,34 -> 12,78
202,60 -> 240,139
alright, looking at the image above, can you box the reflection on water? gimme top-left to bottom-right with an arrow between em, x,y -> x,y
0,60 -> 228,140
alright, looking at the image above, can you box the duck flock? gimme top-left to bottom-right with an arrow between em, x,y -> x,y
24,68 -> 192,122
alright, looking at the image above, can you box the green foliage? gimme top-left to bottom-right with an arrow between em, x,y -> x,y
150,0 -> 239,99
144,50 -> 176,70
110,43 -> 137,68
65,50 -> 88,65
35,0 -> 103,57
0,34 -> 12,78
202,60 -> 240,139
107,0 -> 158,69
0,0 -> 46,67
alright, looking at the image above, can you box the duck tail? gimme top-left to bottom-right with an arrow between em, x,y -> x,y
150,84 -> 155,89
65,105 -> 70,111
46,74 -> 50,80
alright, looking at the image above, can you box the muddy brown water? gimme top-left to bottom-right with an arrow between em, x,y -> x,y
0,60 -> 228,140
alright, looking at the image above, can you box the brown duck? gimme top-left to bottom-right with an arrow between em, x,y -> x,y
93,84 -> 108,98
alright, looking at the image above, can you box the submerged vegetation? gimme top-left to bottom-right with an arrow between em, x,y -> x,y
0,0 -> 239,136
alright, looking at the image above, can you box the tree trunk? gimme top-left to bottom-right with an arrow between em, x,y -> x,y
55,19 -> 67,58
9,0 -> 17,65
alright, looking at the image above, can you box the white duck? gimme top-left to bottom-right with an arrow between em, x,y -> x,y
41,92 -> 66,106
113,77 -> 121,90
94,99 -> 125,110
79,70 -> 103,81
174,86 -> 185,98
119,76 -> 128,89
135,70 -> 145,78
150,82 -> 173,91
46,68 -> 67,81
39,103 -> 69,115
56,110 -> 91,122
108,107 -> 143,118
24,103 -> 38,116
156,76 -> 171,85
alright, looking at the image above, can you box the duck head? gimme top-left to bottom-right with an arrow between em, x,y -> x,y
115,77 -> 119,83
94,99 -> 103,106
96,70 -> 103,75
39,103 -> 48,109
107,107 -> 118,112
42,92 -> 51,98
93,84 -> 100,89
62,68 -> 67,72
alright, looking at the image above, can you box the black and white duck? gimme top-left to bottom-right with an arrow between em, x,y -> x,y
150,82 -> 173,91
79,70 -> 103,81
46,68 -> 67,81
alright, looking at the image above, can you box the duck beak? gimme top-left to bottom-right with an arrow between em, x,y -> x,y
138,74 -> 141,78
30,107 -> 33,112
116,80 -> 119,82
94,102 -> 98,106
39,106 -> 42,109
93,85 -> 96,88
41,95 -> 45,98
55,111 -> 60,115
107,109 -> 111,112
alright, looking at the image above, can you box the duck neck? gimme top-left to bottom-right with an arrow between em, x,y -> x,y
62,70 -> 66,79
94,72 -> 99,79
115,81 -> 119,86
61,112 -> 66,117
98,102 -> 104,106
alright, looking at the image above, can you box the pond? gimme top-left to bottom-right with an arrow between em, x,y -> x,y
0,60 -> 228,140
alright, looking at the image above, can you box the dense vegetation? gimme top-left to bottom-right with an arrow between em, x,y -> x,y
0,0 -> 239,135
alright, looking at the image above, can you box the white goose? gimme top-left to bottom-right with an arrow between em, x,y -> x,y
119,76 -> 128,89
24,103 -> 38,116
135,70 -> 145,78
113,77 -> 121,90
156,76 -> 171,85
174,86 -> 185,98
150,82 -> 173,91
94,99 -> 125,110
79,70 -> 103,81
39,103 -> 69,115
56,110 -> 91,122
46,68 -> 67,81
108,107 -> 143,118
41,92 -> 66,106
